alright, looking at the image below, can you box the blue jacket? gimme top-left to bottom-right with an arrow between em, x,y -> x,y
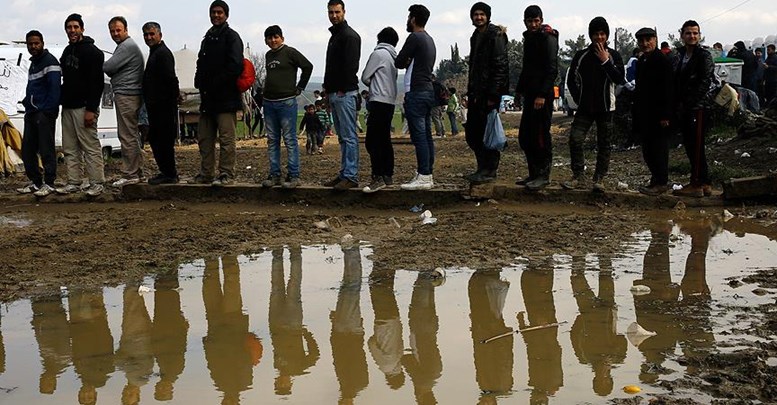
22,49 -> 61,114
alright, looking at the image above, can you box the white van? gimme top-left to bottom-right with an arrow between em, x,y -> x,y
0,42 -> 121,159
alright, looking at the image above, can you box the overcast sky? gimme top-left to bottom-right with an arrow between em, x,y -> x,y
4,0 -> 776,78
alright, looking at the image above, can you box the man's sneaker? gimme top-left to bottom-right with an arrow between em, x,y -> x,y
262,175 -> 282,188
401,174 -> 433,190
33,184 -> 55,197
592,179 -> 606,193
55,184 -> 81,195
323,176 -> 343,187
362,177 -> 386,193
525,177 -> 549,191
561,176 -> 587,190
111,177 -> 140,188
84,183 -> 104,197
190,174 -> 214,184
638,184 -> 669,196
515,176 -> 534,186
673,184 -> 704,198
282,176 -> 300,189
383,176 -> 393,186
333,179 -> 358,191
211,175 -> 234,187
148,174 -> 179,185
16,183 -> 39,194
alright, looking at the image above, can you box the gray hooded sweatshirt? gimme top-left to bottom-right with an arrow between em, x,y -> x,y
361,43 -> 398,105
103,36 -> 144,96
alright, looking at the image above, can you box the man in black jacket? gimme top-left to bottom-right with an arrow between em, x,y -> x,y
194,0 -> 244,186
563,17 -> 625,193
765,44 -> 777,105
465,2 -> 509,185
672,20 -> 714,198
322,0 -> 362,190
56,13 -> 106,197
633,28 -> 674,196
516,5 -> 558,191
142,22 -> 181,185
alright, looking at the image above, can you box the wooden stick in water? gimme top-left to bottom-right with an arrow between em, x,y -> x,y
481,321 -> 567,344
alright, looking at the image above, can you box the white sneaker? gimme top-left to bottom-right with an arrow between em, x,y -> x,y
33,184 -> 55,197
401,174 -> 433,190
16,183 -> 39,194
55,184 -> 81,194
111,177 -> 140,188
85,183 -> 104,196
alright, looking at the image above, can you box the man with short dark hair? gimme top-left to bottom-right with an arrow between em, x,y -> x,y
563,16 -> 625,192
465,1 -> 509,185
396,4 -> 437,190
672,20 -> 714,198
142,21 -> 181,185
17,30 -> 61,197
194,0 -> 244,186
633,27 -> 674,196
322,0 -> 362,190
516,5 -> 558,191
56,13 -> 106,196
260,25 -> 313,189
104,16 -> 145,187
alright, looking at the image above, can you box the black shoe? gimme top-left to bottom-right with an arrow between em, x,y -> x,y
526,177 -> 550,191
469,172 -> 496,185
333,179 -> 358,191
465,169 -> 484,182
516,176 -> 534,186
262,175 -> 282,188
323,176 -> 342,187
148,174 -> 179,185
383,176 -> 393,186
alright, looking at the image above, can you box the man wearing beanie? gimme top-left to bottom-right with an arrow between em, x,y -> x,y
465,2 -> 509,185
516,5 -> 558,191
193,0 -> 244,186
56,13 -> 106,196
563,16 -> 625,193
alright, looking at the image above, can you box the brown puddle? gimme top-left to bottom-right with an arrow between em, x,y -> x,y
0,219 -> 776,404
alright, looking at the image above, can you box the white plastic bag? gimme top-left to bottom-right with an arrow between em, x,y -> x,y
483,109 -> 506,151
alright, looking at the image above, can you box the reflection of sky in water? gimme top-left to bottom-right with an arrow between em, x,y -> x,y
0,222 -> 775,404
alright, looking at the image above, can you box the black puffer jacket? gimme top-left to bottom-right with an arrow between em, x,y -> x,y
467,24 -> 509,103
516,25 -> 559,100
673,45 -> 714,111
194,23 -> 244,113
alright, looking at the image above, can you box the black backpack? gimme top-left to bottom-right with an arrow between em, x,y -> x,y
433,81 -> 450,106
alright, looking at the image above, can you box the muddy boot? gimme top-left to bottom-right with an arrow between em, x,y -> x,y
561,172 -> 586,190
527,162 -> 551,191
472,155 -> 499,185
517,156 -> 536,186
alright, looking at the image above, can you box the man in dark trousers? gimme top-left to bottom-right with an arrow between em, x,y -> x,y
322,0 -> 362,190
516,5 -> 558,191
563,16 -> 625,193
18,30 -> 61,197
672,20 -> 714,198
142,21 -> 181,185
465,2 -> 509,185
633,28 -> 674,196
194,0 -> 244,186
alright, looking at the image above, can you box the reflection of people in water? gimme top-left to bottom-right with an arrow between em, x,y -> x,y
634,220 -> 716,382
469,270 -> 512,404
68,289 -> 115,405
269,246 -> 319,395
31,295 -> 72,394
116,283 -> 154,405
152,270 -> 189,401
367,265 -> 405,390
203,256 -> 254,405
330,245 -> 369,404
519,263 -> 563,404
569,256 -> 627,396
402,272 -> 442,404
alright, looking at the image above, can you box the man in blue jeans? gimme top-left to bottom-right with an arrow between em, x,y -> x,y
396,4 -> 437,190
322,0 -> 362,190
260,25 -> 313,189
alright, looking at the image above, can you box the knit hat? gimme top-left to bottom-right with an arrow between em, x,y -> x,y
589,16 -> 610,37
210,0 -> 230,16
470,2 -> 492,21
524,5 -> 543,19
64,13 -> 84,29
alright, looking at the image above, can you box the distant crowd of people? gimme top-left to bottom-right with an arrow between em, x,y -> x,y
15,0 -> 752,199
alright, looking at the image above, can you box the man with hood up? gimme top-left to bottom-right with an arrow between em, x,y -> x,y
464,2 -> 509,185
516,5 -> 559,191
56,13 -> 106,197
361,27 -> 399,193
563,16 -> 625,193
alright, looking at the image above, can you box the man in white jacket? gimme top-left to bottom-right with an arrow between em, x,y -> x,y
360,27 -> 398,193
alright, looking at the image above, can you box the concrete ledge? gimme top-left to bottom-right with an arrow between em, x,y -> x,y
723,175 -> 777,200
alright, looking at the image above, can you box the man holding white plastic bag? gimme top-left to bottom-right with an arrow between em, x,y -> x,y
464,2 -> 509,185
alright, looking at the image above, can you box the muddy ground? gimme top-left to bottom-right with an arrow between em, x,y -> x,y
1,113 -> 776,403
